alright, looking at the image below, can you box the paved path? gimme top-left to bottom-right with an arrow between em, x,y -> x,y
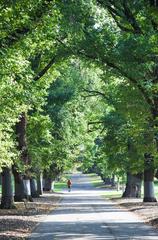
28,173 -> 158,239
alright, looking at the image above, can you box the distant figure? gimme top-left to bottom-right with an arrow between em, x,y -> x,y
67,179 -> 72,192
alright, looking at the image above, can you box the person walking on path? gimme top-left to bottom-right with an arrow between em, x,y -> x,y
67,178 -> 72,192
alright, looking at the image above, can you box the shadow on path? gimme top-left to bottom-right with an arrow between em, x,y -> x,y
28,173 -> 158,240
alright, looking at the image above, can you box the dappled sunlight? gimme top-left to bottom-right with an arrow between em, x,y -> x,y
28,174 -> 158,240
62,189 -> 114,196
30,221 -> 158,240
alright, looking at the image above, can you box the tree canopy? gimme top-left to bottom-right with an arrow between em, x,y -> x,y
1,0 -> 158,206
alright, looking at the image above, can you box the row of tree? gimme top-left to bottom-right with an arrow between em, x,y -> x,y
60,0 -> 158,202
1,0 -> 158,208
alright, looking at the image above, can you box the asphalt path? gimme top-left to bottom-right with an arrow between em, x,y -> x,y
28,173 -> 158,240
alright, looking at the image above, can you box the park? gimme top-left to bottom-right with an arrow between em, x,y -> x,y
1,0 -> 158,239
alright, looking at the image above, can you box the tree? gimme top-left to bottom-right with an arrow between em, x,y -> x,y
58,0 -> 158,201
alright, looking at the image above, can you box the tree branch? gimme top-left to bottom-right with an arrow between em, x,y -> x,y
102,57 -> 153,107
55,32 -> 153,111
79,50 -> 153,109
108,9 -> 136,33
122,0 -> 142,34
96,0 -> 142,34
0,0 -> 55,48
33,38 -> 70,81
87,121 -> 104,133
82,88 -> 107,99
88,121 -> 104,125
33,56 -> 56,81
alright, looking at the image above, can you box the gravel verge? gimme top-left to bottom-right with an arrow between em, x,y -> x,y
0,192 -> 62,240
111,197 -> 158,229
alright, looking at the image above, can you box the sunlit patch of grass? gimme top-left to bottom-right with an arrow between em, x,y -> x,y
87,173 -> 123,199
92,179 -> 103,187
54,181 -> 67,192
86,173 -> 103,187
85,173 -> 98,177
54,174 -> 71,192
102,190 -> 122,199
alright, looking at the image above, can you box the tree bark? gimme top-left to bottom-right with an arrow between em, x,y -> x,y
143,153 -> 157,202
111,174 -> 115,187
30,178 -> 39,198
52,181 -> 55,191
37,173 -> 43,195
23,178 -> 32,201
43,178 -> 52,191
102,176 -> 111,185
12,166 -> 32,201
12,166 -> 25,201
15,112 -> 32,201
122,172 -> 132,197
16,112 -> 30,165
1,167 -> 15,209
122,172 -> 142,198
135,173 -> 142,198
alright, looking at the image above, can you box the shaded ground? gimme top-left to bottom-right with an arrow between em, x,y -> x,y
91,173 -> 158,230
28,174 -> 158,240
0,192 -> 61,240
1,175 -> 158,239
111,198 -> 158,229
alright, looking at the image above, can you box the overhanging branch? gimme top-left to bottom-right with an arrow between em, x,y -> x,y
33,56 -> 56,81
55,32 -> 153,111
82,88 -> 108,99
0,0 -> 55,48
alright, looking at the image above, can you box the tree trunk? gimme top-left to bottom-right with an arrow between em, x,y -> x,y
52,180 -> 55,191
143,153 -> 157,202
13,166 -> 25,201
23,178 -> 32,201
13,166 -> 32,201
15,112 -> 32,201
43,178 -> 52,191
37,173 -> 43,195
1,167 -> 15,209
122,172 -> 132,197
16,112 -> 29,165
135,173 -> 142,198
116,176 -> 120,191
122,172 -> 142,198
111,174 -> 115,187
103,177 -> 111,185
155,169 -> 158,179
30,178 -> 39,198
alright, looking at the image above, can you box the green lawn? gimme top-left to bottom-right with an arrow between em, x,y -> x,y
87,173 -> 104,187
54,181 -> 67,192
53,174 -> 71,192
88,174 -> 123,199
89,176 -> 158,199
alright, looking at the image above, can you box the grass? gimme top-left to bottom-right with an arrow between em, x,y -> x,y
87,173 -> 124,199
87,173 -> 104,187
54,181 -> 67,192
53,174 -> 71,192
102,190 -> 122,199
88,174 -> 158,199
91,178 -> 103,187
